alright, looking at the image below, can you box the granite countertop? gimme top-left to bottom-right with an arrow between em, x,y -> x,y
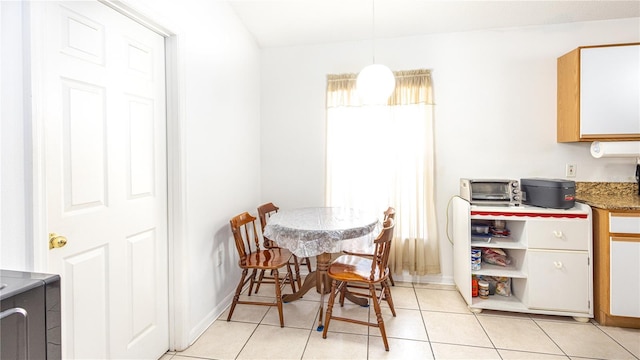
576,182 -> 640,211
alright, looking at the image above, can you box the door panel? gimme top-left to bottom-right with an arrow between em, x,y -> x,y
62,79 -> 107,210
129,229 -> 158,338
37,2 -> 169,359
127,96 -> 155,197
65,246 -> 108,359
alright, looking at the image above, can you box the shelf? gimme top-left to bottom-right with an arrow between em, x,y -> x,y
472,262 -> 526,278
471,237 -> 525,249
470,295 -> 527,312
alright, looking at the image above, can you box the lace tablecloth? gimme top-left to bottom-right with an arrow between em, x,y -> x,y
263,207 -> 381,258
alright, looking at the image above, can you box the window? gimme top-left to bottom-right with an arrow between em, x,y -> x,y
325,69 -> 440,276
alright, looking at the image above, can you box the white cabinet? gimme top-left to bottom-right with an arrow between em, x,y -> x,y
452,197 -> 593,319
610,239 -> 640,317
581,45 -> 640,137
593,209 -> 640,328
526,250 -> 590,312
557,43 -> 640,142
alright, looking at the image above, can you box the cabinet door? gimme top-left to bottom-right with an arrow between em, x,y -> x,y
610,237 -> 640,317
527,250 -> 590,313
581,44 -> 640,137
452,197 -> 472,304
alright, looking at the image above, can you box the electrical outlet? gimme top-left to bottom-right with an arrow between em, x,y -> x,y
566,163 -> 576,177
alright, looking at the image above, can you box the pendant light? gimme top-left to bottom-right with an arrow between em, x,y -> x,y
356,0 -> 395,105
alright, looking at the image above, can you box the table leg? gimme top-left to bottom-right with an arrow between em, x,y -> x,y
282,271 -> 317,303
280,252 -> 344,331
281,253 -> 332,303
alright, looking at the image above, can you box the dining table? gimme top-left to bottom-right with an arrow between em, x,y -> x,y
263,206 -> 381,331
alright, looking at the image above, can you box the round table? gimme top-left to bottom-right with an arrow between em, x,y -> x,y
263,207 -> 381,330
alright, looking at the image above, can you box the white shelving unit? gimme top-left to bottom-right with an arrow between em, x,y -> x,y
452,197 -> 593,320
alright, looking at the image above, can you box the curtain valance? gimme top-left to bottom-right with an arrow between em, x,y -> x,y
326,69 -> 433,107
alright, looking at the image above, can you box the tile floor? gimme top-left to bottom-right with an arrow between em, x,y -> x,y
161,279 -> 640,360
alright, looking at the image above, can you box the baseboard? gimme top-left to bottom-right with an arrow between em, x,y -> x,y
391,273 -> 454,286
186,289 -> 235,349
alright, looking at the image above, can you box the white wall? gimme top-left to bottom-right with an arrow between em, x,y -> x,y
1,0 -> 262,349
136,0 -> 263,343
1,1 -> 30,271
260,18 -> 640,283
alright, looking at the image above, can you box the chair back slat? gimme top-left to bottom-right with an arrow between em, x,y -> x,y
230,212 -> 261,265
257,202 -> 279,248
370,218 -> 395,281
383,207 -> 396,221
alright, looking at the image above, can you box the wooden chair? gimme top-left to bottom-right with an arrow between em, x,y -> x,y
343,206 -> 396,285
382,207 -> 396,286
322,218 -> 396,351
227,211 -> 296,327
257,202 -> 312,291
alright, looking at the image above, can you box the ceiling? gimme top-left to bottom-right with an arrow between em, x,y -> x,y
227,0 -> 640,48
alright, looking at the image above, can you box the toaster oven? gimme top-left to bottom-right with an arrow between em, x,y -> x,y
460,179 -> 521,206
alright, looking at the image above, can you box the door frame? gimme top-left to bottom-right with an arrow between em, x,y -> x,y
26,0 -> 190,351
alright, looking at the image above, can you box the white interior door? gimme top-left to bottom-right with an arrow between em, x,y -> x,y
36,1 -> 169,359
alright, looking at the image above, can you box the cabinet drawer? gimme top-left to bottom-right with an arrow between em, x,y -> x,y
526,250 -> 590,313
527,219 -> 589,250
610,214 -> 640,234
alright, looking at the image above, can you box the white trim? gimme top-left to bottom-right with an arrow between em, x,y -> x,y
27,0 -> 49,273
164,33 -> 190,352
0,0 -> 3,257
97,0 -> 172,37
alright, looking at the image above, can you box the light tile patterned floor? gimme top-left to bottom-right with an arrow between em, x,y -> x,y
161,280 -> 640,360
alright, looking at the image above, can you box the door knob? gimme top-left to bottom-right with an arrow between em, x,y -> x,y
49,233 -> 68,249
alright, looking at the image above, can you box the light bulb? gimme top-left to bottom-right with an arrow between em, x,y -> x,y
356,64 -> 395,105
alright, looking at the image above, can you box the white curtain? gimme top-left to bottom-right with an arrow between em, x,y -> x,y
325,69 -> 440,276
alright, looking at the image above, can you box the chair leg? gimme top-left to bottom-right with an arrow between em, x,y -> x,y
382,280 -> 396,317
273,269 -> 285,327
322,279 -> 338,339
292,255 -> 302,290
227,269 -> 248,322
388,273 -> 395,286
304,257 -> 312,272
248,269 -> 259,296
338,282 -> 347,307
369,283 -> 389,351
286,262 -> 297,293
254,269 -> 266,294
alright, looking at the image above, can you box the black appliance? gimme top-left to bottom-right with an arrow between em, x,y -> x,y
636,163 -> 640,195
520,178 -> 576,209
0,270 -> 61,360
